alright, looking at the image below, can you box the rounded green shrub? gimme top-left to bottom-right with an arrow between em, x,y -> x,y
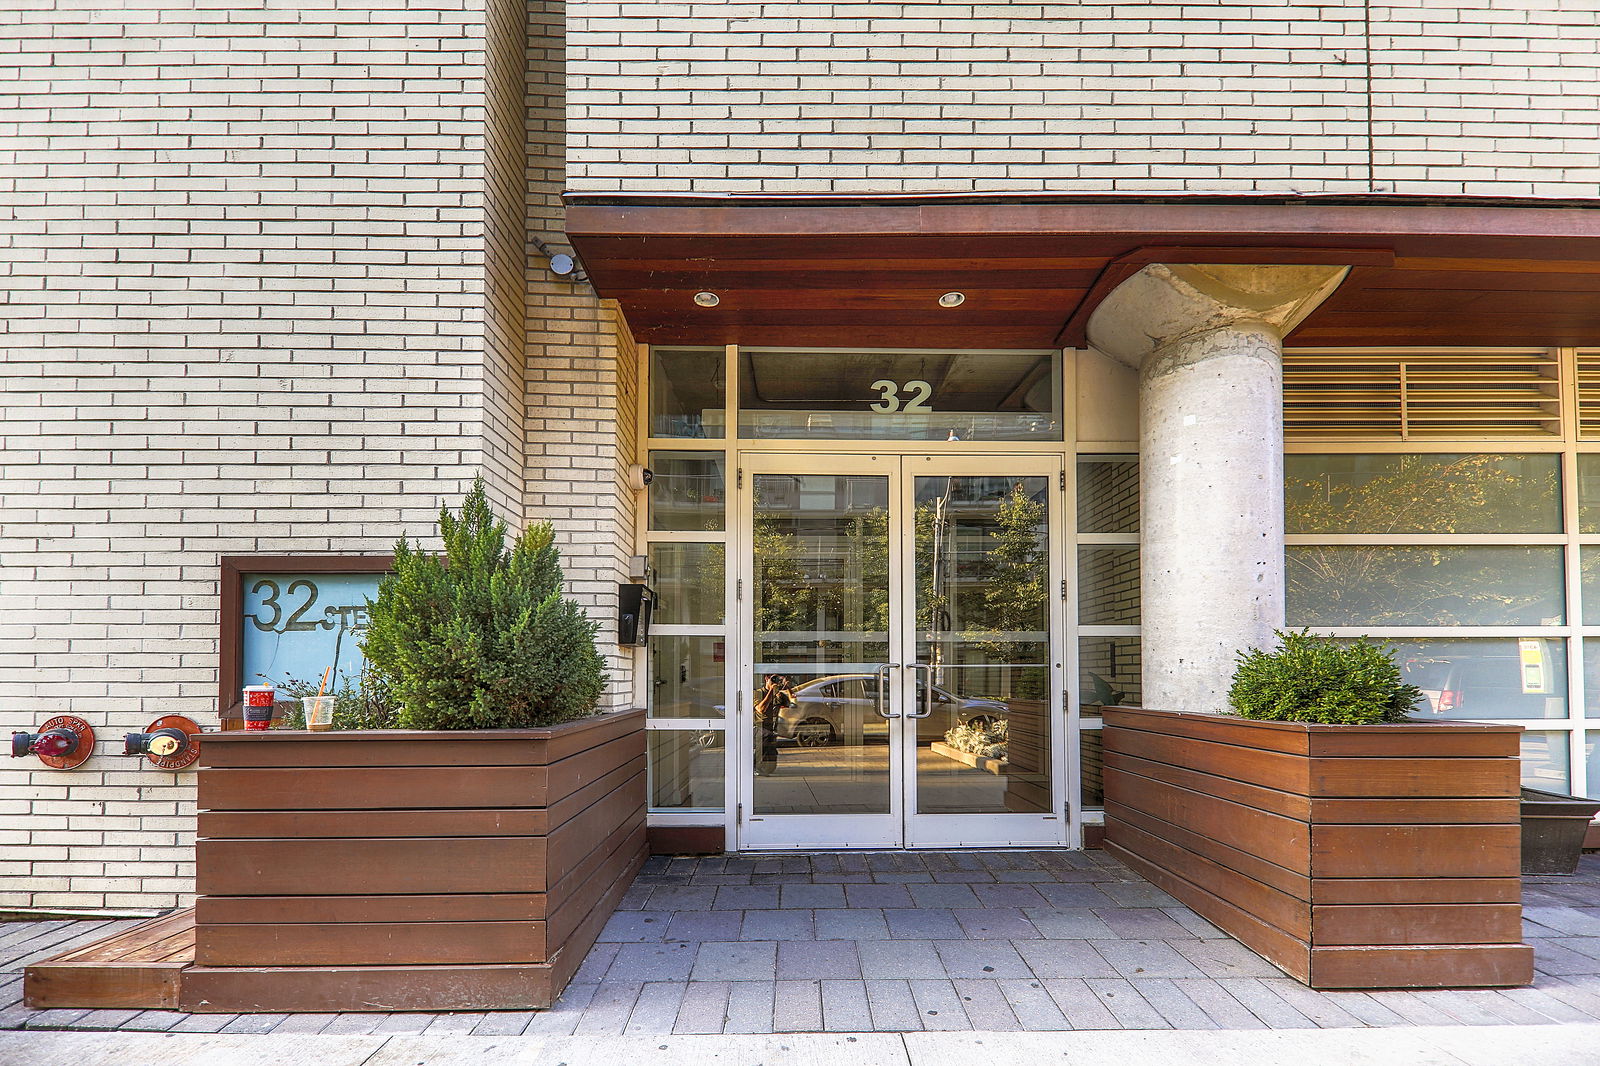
361,479 -> 609,730
1228,629 -> 1421,725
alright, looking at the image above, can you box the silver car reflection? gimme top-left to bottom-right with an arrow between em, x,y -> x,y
766,672 -> 1007,746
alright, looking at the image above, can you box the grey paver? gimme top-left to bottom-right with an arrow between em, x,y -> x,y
671,981 -> 730,1034
820,979 -> 873,1031
1171,937 -> 1285,977
320,1013 -> 384,1035
1092,938 -> 1205,979
1084,977 -> 1172,1028
1163,907 -> 1229,939
664,911 -> 743,943
267,1013 -> 334,1034
776,939 -> 861,980
691,940 -> 777,981
907,883 -> 982,909
933,939 -> 1032,979
779,884 -> 847,909
1176,977 -> 1267,1029
610,940 -> 698,982
884,908 -> 963,939
773,979 -> 823,1032
1363,989 -> 1461,1027
1128,978 -> 1218,1029
971,884 -> 1048,908
526,982 -> 598,1036
1092,907 -> 1191,939
844,884 -> 914,908
713,886 -> 780,910
1099,881 -> 1180,908
952,908 -> 1040,940
858,939 -> 946,980
1217,977 -> 1317,1028
597,911 -> 670,943
1257,978 -> 1370,1028
420,1013 -> 483,1035
574,981 -> 644,1035
951,979 -> 1021,1030
624,981 -> 685,1035
998,978 -> 1071,1030
723,981 -> 776,1033
1043,977 -> 1121,1029
814,908 -> 889,940
908,979 -> 970,1031
865,979 -> 924,1031
1014,938 -> 1118,979
1023,906 -> 1117,939
741,910 -> 815,941
472,1012 -> 536,1035
572,941 -> 620,982
648,886 -> 718,911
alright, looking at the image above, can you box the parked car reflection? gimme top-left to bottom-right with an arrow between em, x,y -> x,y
767,672 -> 1008,746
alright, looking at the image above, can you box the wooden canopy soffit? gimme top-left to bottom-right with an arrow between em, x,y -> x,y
562,197 -> 1600,349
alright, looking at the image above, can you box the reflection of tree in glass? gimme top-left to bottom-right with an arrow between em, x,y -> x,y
1287,455 -> 1561,626
752,481 -> 889,642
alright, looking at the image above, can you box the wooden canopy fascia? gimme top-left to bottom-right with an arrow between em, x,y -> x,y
563,196 -> 1600,350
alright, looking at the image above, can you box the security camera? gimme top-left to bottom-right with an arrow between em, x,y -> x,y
628,464 -> 654,492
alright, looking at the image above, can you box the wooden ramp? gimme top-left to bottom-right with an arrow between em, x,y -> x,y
24,908 -> 194,1009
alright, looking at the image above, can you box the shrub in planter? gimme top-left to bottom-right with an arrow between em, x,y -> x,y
1228,629 -> 1421,725
362,478 -> 609,729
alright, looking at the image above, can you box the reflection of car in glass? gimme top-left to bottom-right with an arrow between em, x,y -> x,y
769,673 -> 1009,746
1405,653 -> 1560,719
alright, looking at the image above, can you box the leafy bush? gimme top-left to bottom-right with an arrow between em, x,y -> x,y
361,479 -> 608,730
944,718 -> 1008,760
1228,630 -> 1421,725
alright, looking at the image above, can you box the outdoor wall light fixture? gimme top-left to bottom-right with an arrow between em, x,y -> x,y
939,291 -> 966,307
694,291 -> 720,307
10,715 -> 95,770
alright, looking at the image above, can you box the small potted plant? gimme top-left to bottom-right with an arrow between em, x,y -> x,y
185,481 -> 646,1013
1102,629 -> 1532,991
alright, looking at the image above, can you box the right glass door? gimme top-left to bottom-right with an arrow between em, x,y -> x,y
902,454 -> 1066,847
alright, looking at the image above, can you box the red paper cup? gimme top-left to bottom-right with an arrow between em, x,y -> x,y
243,685 -> 275,730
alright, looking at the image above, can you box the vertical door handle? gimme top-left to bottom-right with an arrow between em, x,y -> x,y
875,663 -> 900,719
907,663 -> 934,718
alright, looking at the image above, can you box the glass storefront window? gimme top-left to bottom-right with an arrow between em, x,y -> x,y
1579,454 -> 1600,534
650,347 -> 725,439
649,543 -> 725,626
1080,729 -> 1104,809
649,730 -> 725,810
1286,546 -> 1564,626
1521,731 -> 1571,791
1078,455 -> 1138,534
1078,547 -> 1140,625
648,450 -> 725,531
738,349 -> 1061,441
1286,453 -> 1561,535
1391,637 -> 1567,720
648,635 -> 727,719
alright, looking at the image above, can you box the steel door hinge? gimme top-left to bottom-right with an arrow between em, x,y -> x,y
1059,469 -> 1067,491
1060,578 -> 1069,600
736,690 -> 743,713
737,803 -> 744,823
737,468 -> 743,489
737,577 -> 743,600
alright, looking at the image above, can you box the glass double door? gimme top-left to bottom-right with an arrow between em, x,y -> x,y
736,453 -> 1067,849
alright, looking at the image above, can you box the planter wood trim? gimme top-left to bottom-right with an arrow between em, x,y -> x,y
1102,707 -> 1532,990
182,708 -> 646,1012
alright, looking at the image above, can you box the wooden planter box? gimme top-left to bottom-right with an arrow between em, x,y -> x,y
1102,707 -> 1532,990
181,708 -> 646,1012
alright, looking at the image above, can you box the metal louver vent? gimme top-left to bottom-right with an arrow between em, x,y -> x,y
1577,351 -> 1600,440
1284,351 -> 1561,441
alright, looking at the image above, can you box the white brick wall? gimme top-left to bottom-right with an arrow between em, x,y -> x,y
0,0 -> 634,911
567,1 -> 1600,197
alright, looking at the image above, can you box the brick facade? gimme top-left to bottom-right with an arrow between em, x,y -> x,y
567,2 -> 1600,196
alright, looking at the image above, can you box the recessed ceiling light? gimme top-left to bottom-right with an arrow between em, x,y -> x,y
694,291 -> 720,307
938,292 -> 966,308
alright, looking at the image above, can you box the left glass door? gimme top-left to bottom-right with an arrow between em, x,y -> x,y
736,453 -> 906,848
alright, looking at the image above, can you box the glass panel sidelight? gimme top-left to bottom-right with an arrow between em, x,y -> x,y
750,473 -> 893,816
912,475 -> 1052,815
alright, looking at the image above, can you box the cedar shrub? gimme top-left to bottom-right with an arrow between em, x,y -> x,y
1228,629 -> 1421,725
361,479 -> 608,729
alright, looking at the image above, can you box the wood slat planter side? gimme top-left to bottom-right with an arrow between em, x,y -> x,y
1102,706 -> 1533,990
182,708 -> 646,1013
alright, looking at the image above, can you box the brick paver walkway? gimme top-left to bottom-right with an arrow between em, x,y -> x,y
6,850 -> 1600,1035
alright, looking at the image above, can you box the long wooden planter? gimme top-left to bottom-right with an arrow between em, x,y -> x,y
181,708 -> 646,1012
1102,706 -> 1532,990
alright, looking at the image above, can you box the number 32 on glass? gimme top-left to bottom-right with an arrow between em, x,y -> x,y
869,379 -> 933,414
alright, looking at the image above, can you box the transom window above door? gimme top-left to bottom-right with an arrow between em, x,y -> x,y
649,347 -> 1062,443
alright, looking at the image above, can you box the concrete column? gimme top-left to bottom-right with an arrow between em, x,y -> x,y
1086,263 -> 1349,712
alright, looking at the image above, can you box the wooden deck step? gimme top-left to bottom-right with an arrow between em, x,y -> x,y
24,908 -> 194,1009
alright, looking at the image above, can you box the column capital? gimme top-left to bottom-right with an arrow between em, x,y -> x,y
1085,262 -> 1349,368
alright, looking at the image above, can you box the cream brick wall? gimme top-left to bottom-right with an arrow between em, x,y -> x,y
0,0 -> 633,912
567,1 -> 1600,197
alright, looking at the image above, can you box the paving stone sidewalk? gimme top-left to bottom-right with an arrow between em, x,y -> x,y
5,850 -> 1600,1036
